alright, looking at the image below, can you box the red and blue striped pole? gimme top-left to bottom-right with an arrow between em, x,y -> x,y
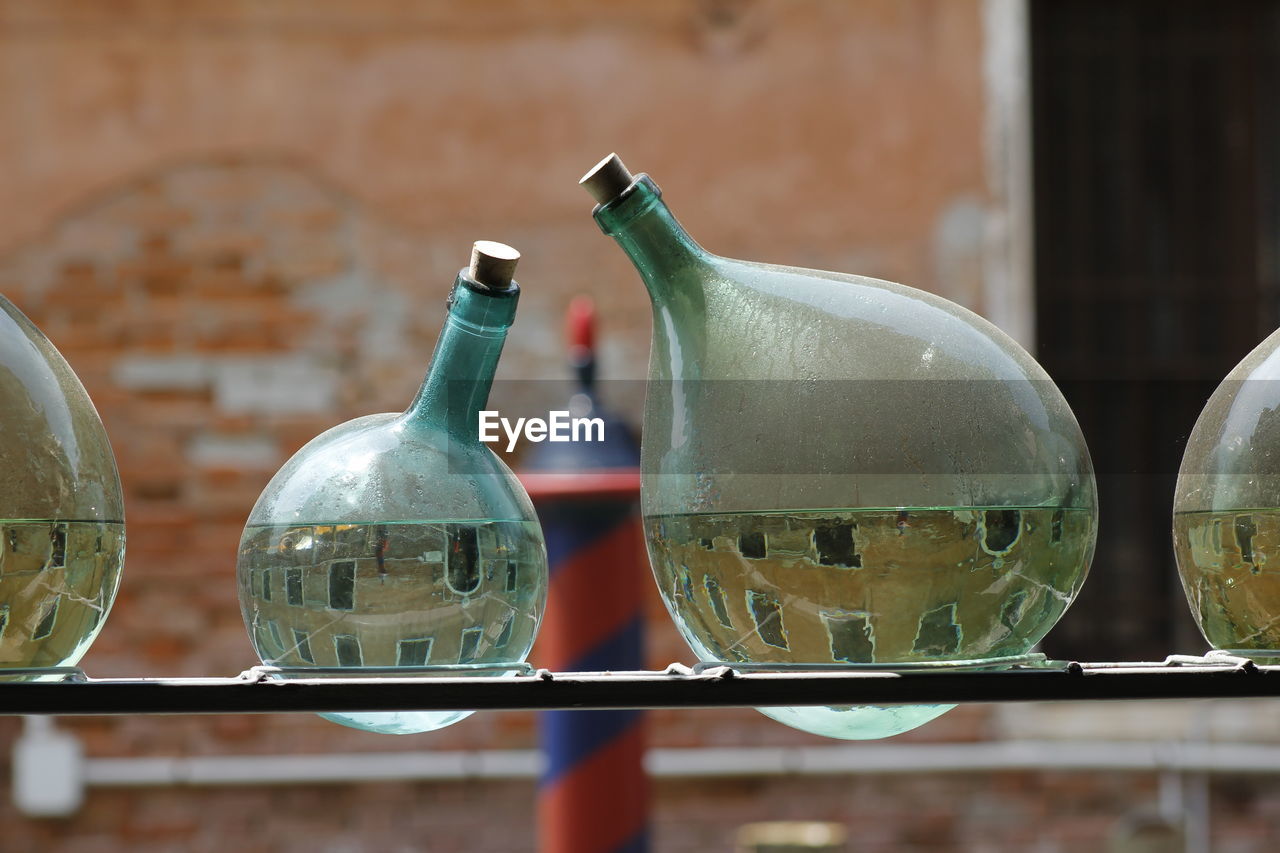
523,297 -> 648,853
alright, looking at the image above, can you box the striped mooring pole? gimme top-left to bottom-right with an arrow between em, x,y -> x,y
522,297 -> 648,853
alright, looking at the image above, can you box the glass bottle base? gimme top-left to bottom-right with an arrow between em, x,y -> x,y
319,709 -> 475,735
756,703 -> 956,740
695,654 -> 1045,740
253,663 -> 532,735
0,666 -> 85,684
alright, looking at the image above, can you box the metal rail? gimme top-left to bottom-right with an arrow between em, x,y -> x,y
2,657 -> 1279,716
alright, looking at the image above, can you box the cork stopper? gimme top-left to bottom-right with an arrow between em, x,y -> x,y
580,153 -> 636,205
468,240 -> 520,289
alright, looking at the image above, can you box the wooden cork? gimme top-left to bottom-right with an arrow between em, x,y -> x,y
580,153 -> 636,205
468,240 -> 520,289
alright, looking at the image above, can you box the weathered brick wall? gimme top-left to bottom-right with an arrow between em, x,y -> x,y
4,1 -> 1268,851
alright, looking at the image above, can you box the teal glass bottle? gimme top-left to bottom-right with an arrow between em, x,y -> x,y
1175,330 -> 1280,657
581,155 -> 1097,739
0,296 -> 125,678
236,242 -> 548,734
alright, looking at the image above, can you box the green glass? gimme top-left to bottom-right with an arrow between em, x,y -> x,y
1174,329 -> 1280,655
0,296 -> 125,678
583,155 -> 1097,739
236,243 -> 548,734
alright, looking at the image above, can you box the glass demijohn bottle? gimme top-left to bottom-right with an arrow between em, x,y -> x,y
581,155 -> 1097,739
1175,330 -> 1280,656
0,296 -> 125,677
236,243 -> 548,734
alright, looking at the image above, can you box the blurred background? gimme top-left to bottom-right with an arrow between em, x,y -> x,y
1,0 -> 1279,850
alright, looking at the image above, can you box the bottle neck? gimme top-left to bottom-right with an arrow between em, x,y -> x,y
405,272 -> 519,437
592,176 -> 710,304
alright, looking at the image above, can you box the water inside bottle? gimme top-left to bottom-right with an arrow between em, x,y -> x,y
1174,509 -> 1280,652
238,518 -> 545,734
647,506 -> 1095,738
0,519 -> 125,673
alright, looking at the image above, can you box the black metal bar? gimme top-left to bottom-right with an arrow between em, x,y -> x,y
1,661 -> 1278,716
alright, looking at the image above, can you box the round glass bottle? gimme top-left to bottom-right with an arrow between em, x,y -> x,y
236,243 -> 548,734
0,296 -> 125,677
1175,328 -> 1280,655
581,155 -> 1098,739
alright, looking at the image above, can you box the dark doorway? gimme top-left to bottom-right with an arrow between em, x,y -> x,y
1030,0 -> 1280,660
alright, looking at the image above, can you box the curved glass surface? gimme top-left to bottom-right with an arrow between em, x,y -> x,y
236,263 -> 548,734
0,295 -> 125,675
1175,327 -> 1280,652
588,165 -> 1097,739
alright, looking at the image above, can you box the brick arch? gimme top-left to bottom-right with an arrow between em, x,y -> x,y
0,157 -> 460,673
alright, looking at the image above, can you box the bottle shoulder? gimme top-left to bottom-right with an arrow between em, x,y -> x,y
656,255 -> 1049,384
247,412 -> 533,525
1177,326 -> 1280,511
0,296 -> 124,521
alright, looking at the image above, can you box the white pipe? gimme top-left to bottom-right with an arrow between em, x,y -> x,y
74,740 -> 1280,788
83,749 -> 540,787
21,716 -> 1280,823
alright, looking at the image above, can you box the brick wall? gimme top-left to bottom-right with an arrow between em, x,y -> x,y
3,1 -> 1273,851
